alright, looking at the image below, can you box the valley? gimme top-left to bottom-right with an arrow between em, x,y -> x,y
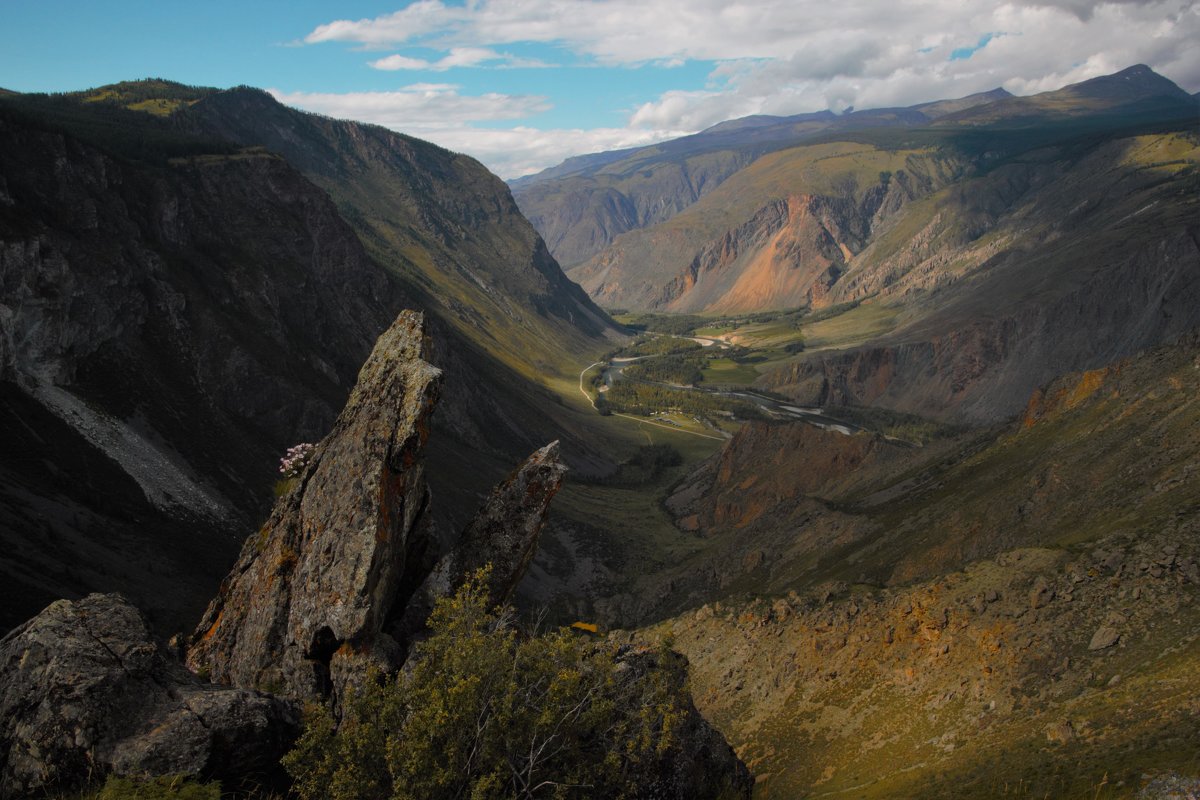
1,62 -> 1198,799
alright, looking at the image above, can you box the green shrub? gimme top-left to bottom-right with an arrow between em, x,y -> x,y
95,774 -> 221,800
284,569 -> 689,799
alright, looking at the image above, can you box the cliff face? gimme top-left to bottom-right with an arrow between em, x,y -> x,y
762,134 -> 1200,424
513,149 -> 759,270
666,421 -> 905,535
0,109 -> 400,633
185,313 -> 569,703
567,145 -> 958,312
0,84 -> 620,635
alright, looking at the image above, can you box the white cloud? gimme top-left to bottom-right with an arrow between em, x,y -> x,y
619,1 -> 1199,132
425,126 -> 691,179
267,85 -> 684,178
307,1 -> 1199,84
369,46 -> 551,71
268,86 -> 551,131
297,0 -> 1200,177
369,54 -> 431,70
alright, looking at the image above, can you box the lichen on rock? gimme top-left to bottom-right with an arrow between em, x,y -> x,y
186,310 -> 442,701
0,593 -> 297,798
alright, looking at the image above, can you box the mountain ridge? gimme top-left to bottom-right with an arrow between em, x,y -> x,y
0,79 -> 621,635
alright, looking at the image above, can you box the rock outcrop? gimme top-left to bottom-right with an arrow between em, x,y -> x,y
186,311 -> 442,701
0,593 -> 298,798
392,440 -> 567,645
186,312 -> 576,706
611,645 -> 754,799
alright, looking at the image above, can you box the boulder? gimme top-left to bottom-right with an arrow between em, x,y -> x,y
0,593 -> 297,798
1029,576 -> 1054,609
1088,626 -> 1121,651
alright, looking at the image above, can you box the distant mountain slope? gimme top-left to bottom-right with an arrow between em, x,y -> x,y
641,334 -> 1200,797
0,81 -> 619,634
760,125 -> 1200,423
511,90 -> 1011,269
556,67 -> 1198,424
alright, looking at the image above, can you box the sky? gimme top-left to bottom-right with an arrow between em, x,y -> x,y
1,1 -> 1197,179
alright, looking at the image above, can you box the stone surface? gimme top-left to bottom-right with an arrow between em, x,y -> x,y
1030,576 -> 1054,609
186,311 -> 442,701
1088,625 -> 1122,651
0,593 -> 297,798
393,440 -> 567,646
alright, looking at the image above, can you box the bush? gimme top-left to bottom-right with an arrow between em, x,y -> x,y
284,570 -> 689,800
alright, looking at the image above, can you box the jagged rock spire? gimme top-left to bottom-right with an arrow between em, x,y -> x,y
186,310 -> 568,703
187,310 -> 442,700
391,440 -> 567,646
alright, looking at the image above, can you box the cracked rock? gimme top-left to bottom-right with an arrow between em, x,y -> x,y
0,593 -> 298,797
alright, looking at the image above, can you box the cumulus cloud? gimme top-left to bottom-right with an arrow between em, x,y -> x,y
268,85 -> 551,131
369,46 -> 551,71
268,85 -> 684,178
306,0 -> 1197,75
297,0 -> 1200,176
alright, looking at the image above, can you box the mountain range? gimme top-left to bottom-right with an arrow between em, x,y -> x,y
0,64 -> 1198,798
515,64 -> 1200,425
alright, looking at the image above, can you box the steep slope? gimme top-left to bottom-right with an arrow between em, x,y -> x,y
569,142 -> 968,311
762,126 -> 1200,423
568,68 -> 1196,315
0,104 -> 400,633
0,83 -> 618,635
512,90 -> 1010,269
616,335 -> 1200,627
639,336 -> 1200,797
176,87 -> 626,504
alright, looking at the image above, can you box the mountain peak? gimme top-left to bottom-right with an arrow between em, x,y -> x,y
1060,63 -> 1191,102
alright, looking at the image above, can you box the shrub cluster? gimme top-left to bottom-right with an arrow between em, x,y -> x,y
284,570 -> 691,800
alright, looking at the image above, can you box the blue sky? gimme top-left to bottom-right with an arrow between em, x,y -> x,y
2,1 -> 1197,178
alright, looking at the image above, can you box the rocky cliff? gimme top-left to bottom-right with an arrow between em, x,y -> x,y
186,312 -> 575,707
0,105 -> 400,633
1,310 -> 748,798
568,144 -> 962,312
0,83 -> 620,636
186,312 -> 442,700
